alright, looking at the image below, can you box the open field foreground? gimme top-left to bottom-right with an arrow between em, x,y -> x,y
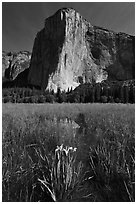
2,103 -> 135,202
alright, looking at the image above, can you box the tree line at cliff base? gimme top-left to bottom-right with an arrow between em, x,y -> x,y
2,80 -> 135,104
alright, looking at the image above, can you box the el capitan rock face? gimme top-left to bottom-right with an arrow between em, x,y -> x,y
28,8 -> 135,92
3,8 -> 134,91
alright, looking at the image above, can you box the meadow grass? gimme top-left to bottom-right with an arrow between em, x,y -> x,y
2,103 -> 135,201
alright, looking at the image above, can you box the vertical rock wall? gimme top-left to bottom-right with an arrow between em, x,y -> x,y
28,8 -> 135,92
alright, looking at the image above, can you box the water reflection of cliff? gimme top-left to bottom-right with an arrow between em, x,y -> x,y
75,113 -> 104,163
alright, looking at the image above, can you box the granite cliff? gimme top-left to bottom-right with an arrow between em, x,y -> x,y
28,8 -> 135,92
2,8 -> 134,91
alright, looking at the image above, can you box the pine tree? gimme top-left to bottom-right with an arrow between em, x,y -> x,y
67,87 -> 70,94
124,86 -> 129,103
95,84 -> 101,102
102,86 -> 109,98
56,87 -> 62,103
51,89 -> 55,96
70,87 -> 73,93
129,85 -> 135,103
91,87 -> 95,103
120,86 -> 124,103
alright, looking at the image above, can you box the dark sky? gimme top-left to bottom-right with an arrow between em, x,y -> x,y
2,2 -> 135,52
